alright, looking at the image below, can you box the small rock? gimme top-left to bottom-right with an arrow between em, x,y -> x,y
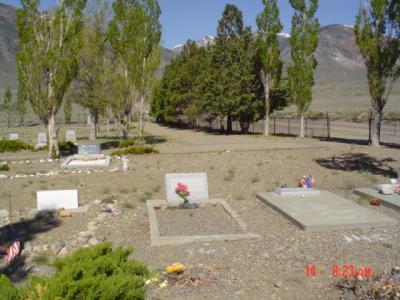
274,281 -> 283,288
32,245 -> 42,253
58,247 -> 69,257
88,238 -> 99,246
79,231 -> 92,238
78,236 -> 89,243
42,244 -> 49,252
87,224 -> 98,232
106,203 -> 115,210
58,208 -> 72,218
0,209 -> 10,218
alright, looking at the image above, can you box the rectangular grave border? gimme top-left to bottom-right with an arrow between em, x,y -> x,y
147,199 -> 260,246
60,154 -> 111,169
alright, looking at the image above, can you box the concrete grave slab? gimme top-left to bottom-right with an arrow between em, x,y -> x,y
60,154 -> 111,169
78,142 -> 101,155
256,190 -> 397,231
37,190 -> 79,211
354,188 -> 400,212
65,130 -> 77,142
165,173 -> 208,205
147,199 -> 259,246
9,133 -> 19,140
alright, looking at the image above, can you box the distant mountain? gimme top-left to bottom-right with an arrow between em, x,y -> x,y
0,2 -> 18,89
0,3 -> 371,91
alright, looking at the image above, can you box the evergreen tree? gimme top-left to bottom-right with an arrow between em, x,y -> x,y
16,84 -> 26,127
287,0 -> 319,138
214,4 -> 244,133
257,0 -> 283,136
3,87 -> 12,128
355,0 -> 400,146
16,0 -> 86,158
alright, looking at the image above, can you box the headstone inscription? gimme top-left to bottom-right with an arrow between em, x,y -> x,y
78,142 -> 101,155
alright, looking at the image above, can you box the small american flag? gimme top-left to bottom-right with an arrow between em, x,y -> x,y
5,240 -> 20,265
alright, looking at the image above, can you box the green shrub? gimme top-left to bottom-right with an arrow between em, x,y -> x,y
0,275 -> 21,299
110,145 -> 158,156
0,140 -> 33,153
0,243 -> 150,300
0,164 -> 10,171
119,139 -> 137,148
58,141 -> 77,152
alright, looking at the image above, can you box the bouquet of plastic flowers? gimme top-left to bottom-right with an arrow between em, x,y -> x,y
175,182 -> 190,204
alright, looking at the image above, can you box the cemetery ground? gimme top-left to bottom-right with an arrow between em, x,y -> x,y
0,123 -> 400,299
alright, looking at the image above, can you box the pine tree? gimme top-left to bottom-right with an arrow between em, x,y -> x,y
16,0 -> 86,158
257,0 -> 283,136
3,87 -> 12,128
214,4 -> 244,133
287,0 -> 319,138
355,0 -> 400,146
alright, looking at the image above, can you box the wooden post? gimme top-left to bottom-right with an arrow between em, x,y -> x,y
274,117 -> 276,135
288,118 -> 290,135
305,118 -> 308,137
368,112 -> 372,144
327,113 -> 331,139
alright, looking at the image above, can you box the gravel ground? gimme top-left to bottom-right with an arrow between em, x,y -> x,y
0,123 -> 400,299
157,204 -> 245,236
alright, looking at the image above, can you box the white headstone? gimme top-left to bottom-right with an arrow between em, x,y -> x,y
165,173 -> 209,205
9,133 -> 19,140
275,187 -> 320,196
37,132 -> 47,145
65,130 -> 77,142
78,142 -> 101,155
37,190 -> 79,211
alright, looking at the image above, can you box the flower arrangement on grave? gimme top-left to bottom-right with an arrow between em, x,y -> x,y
298,172 -> 315,188
175,182 -> 190,204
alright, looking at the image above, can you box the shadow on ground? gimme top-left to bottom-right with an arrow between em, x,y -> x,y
0,211 -> 60,282
319,137 -> 400,149
314,153 -> 398,178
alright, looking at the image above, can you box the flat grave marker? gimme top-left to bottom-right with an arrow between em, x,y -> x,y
65,130 -> 77,142
275,187 -> 320,197
257,190 -> 397,231
78,141 -> 101,155
354,188 -> 400,212
37,190 -> 79,211
165,173 -> 209,205
9,133 -> 19,140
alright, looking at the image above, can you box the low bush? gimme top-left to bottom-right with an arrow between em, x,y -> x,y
0,140 -> 34,153
0,243 -> 150,300
0,164 -> 10,171
58,141 -> 77,152
119,139 -> 137,148
110,145 -> 158,156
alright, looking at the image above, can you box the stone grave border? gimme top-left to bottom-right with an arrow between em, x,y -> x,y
147,198 -> 260,246
60,154 -> 111,169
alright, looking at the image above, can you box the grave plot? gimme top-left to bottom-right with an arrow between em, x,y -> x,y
257,189 -> 397,231
147,173 -> 259,246
60,142 -> 111,169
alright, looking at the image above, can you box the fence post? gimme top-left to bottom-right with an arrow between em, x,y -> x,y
252,123 -> 255,133
368,113 -> 372,144
274,117 -> 276,135
288,118 -> 290,135
327,113 -> 331,139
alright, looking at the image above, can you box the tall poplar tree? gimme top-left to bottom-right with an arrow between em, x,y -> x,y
355,0 -> 400,146
257,0 -> 283,136
16,0 -> 86,158
109,0 -> 161,140
287,0 -> 319,138
76,0 -> 110,139
16,84 -> 27,127
3,87 -> 12,128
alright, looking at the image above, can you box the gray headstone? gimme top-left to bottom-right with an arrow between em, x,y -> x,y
37,190 -> 79,211
9,133 -> 19,140
78,142 -> 101,155
165,173 -> 209,205
275,187 -> 320,196
65,130 -> 76,142
37,133 -> 47,145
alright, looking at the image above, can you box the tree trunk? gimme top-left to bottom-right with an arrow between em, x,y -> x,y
89,113 -> 97,140
220,117 -> 225,132
261,71 -> 270,136
371,110 -> 381,146
264,113 -> 270,136
47,112 -> 59,158
122,114 -> 129,140
106,117 -> 110,135
299,113 -> 305,138
239,120 -> 250,134
138,94 -> 145,142
227,114 -> 232,134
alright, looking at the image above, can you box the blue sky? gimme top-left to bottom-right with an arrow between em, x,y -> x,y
2,0 -> 362,48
